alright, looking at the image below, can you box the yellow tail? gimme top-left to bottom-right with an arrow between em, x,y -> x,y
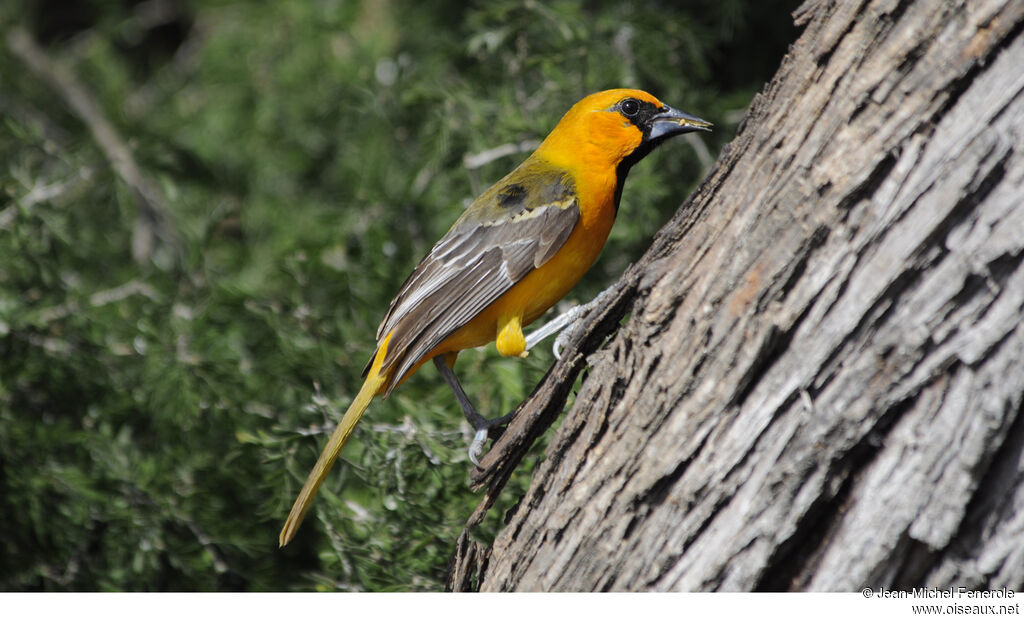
279,339 -> 391,547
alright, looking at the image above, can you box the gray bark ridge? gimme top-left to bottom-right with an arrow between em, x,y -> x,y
451,0 -> 1024,592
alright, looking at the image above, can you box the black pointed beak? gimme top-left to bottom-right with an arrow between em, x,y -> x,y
647,105 -> 712,140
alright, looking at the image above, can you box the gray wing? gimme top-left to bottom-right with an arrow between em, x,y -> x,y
371,164 -> 579,394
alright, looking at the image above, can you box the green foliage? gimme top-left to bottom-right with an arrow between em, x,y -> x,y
0,0 -> 796,590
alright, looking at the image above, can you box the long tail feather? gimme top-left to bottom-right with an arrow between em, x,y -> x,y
279,339 -> 391,547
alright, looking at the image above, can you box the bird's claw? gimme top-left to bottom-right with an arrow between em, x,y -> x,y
469,428 -> 488,467
552,325 -> 575,360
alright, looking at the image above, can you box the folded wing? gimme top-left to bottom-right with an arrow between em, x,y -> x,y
371,163 -> 579,393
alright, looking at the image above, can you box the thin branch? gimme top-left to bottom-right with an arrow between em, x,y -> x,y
463,140 -> 541,170
5,26 -> 181,263
33,279 -> 159,324
684,133 -> 714,172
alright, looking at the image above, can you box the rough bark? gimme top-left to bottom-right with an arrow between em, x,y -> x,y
447,0 -> 1024,592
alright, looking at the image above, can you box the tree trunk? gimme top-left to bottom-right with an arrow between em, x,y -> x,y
447,0 -> 1024,592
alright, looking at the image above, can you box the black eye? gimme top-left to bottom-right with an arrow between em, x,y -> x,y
620,98 -> 640,117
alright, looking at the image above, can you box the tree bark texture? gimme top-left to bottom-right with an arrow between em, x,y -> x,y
448,0 -> 1024,591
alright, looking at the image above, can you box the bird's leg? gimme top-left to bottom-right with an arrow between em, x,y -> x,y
525,285 -> 617,359
433,356 -> 515,466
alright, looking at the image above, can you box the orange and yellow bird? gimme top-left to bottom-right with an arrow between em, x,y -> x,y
279,89 -> 710,546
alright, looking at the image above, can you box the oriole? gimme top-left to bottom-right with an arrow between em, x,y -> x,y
279,89 -> 710,546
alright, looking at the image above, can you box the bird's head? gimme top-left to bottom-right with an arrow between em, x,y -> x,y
536,88 -> 711,174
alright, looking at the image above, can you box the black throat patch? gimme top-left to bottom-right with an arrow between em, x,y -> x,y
612,99 -> 669,211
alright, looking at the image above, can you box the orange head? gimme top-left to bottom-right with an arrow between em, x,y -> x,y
535,88 -> 711,174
